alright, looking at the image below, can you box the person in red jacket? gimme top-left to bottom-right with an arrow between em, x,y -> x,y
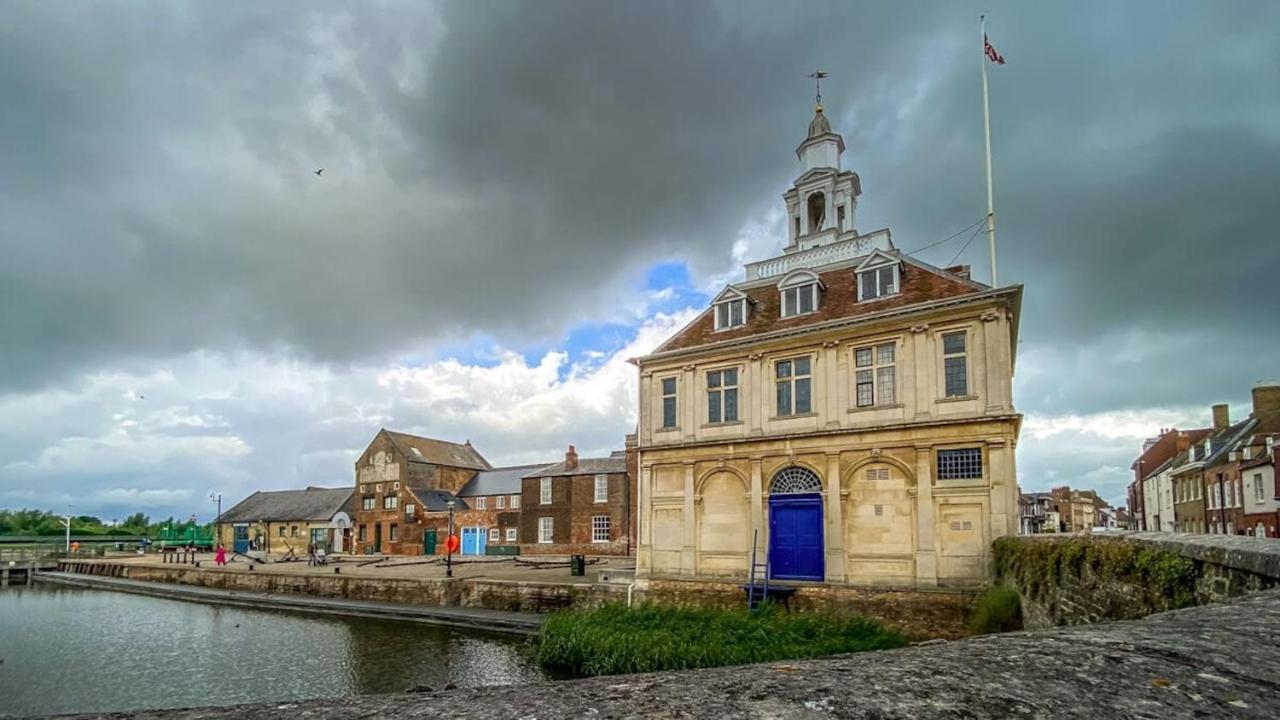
214,542 -> 227,566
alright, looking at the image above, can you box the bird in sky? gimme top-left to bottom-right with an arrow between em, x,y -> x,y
314,168 -> 324,176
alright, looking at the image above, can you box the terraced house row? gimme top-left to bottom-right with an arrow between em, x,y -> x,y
1128,382 -> 1280,537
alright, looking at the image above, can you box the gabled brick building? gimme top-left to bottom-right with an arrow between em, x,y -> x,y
520,444 -> 636,556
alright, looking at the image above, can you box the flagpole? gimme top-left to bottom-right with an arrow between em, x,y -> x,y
981,15 -> 997,287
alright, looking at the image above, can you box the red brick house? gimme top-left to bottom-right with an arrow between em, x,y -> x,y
1129,426 -> 1210,531
520,444 -> 636,556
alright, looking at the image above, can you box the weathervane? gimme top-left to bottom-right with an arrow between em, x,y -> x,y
808,69 -> 828,106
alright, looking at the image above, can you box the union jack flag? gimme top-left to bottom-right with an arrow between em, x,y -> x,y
985,34 -> 1006,65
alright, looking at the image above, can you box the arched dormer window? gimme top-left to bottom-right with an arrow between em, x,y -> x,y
777,270 -> 822,318
712,287 -> 749,331
855,251 -> 901,301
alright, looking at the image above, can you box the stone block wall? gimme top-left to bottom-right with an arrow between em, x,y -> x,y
995,532 -> 1280,629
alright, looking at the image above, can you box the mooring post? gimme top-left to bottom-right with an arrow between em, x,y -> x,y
1,565 -> 8,588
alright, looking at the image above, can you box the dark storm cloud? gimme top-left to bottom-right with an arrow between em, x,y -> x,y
2,0 -> 1277,422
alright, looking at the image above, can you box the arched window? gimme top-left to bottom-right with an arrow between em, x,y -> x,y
807,192 -> 826,231
770,466 -> 822,494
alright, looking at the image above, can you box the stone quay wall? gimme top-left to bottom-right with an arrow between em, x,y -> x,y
57,560 -> 975,638
995,531 -> 1280,629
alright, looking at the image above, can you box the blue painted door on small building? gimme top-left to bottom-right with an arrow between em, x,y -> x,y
232,525 -> 249,554
460,527 -> 488,555
768,494 -> 824,581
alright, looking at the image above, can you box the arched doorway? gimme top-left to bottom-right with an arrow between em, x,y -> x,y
768,466 -> 824,581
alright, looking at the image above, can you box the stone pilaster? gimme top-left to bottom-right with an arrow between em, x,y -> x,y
914,444 -> 938,587
682,461 -> 696,575
824,451 -> 845,583
911,324 -> 931,420
750,458 -> 764,552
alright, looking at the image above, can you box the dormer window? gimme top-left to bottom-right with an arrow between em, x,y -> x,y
777,270 -> 822,318
715,299 -> 746,330
855,251 -> 901,301
711,288 -> 749,330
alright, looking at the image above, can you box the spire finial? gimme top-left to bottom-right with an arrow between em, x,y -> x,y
808,69 -> 828,109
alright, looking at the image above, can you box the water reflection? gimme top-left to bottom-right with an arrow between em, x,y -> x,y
0,585 -> 545,717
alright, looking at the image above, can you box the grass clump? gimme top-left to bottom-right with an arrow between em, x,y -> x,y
534,603 -> 907,677
967,584 -> 1022,634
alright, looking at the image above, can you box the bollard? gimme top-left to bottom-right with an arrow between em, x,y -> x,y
334,567 -> 341,575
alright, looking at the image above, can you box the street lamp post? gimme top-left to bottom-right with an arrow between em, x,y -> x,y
59,512 -> 72,552
209,492 -> 222,548
446,499 -> 456,578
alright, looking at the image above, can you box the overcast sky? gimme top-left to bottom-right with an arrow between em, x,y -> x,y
2,0 -> 1277,521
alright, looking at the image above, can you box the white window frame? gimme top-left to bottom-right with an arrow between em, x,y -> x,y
404,502 -> 415,517
780,283 -> 819,318
660,377 -> 678,429
594,474 -> 609,503
510,494 -> 521,509
714,298 -> 747,330
774,355 -> 813,416
540,478 -> 552,505
496,495 -> 506,510
383,494 -> 398,510
488,527 -> 499,542
855,252 -> 901,302
854,341 -> 897,407
475,496 -> 487,510
942,330 -> 969,397
538,517 -> 554,544
1254,473 -> 1265,502
592,515 -> 611,543
706,367 -> 740,424
505,527 -> 518,543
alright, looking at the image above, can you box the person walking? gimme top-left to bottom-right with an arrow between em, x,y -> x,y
307,541 -> 317,566
214,542 -> 227,567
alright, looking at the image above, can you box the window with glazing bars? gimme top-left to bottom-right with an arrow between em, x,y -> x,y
937,448 -> 983,479
775,356 -> 812,416
661,377 -> 678,428
707,368 -> 739,423
592,515 -> 611,542
942,331 -> 968,397
855,342 -> 896,407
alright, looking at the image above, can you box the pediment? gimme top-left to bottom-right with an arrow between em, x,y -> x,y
855,249 -> 900,271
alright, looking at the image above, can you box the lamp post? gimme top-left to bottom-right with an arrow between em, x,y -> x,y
446,499 -> 456,578
209,492 -> 222,549
59,511 -> 72,552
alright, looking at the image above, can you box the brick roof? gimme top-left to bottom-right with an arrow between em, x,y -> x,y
382,430 -> 491,470
650,254 -> 990,355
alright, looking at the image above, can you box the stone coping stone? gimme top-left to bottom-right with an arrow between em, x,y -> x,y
1021,531 -> 1280,579
56,588 -> 1280,719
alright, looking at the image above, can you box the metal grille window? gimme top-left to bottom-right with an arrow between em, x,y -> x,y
661,377 -> 678,429
865,468 -> 890,482
540,478 -> 552,504
707,368 -> 739,423
538,517 -> 553,543
855,342 -> 896,407
781,283 -> 818,317
769,466 -> 822,494
775,356 -> 812,416
592,515 -> 611,543
937,448 -> 983,479
383,494 -> 398,510
942,331 -> 968,397
594,474 -> 609,503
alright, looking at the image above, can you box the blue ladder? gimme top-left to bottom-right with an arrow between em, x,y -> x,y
746,528 -> 770,611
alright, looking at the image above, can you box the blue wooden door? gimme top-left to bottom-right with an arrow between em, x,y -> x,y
461,527 -> 477,555
768,495 -> 824,581
232,525 -> 249,554
477,528 -> 488,555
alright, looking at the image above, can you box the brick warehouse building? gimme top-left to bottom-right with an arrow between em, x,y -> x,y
351,429 -> 634,556
520,443 -> 637,556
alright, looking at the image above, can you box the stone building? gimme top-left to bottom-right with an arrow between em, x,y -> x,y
217,486 -> 354,555
633,100 -> 1023,589
519,445 -> 636,556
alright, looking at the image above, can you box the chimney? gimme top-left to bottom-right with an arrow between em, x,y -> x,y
1174,431 -> 1191,453
945,264 -> 972,280
1252,381 -> 1280,417
1212,404 -> 1230,432
565,444 -> 579,470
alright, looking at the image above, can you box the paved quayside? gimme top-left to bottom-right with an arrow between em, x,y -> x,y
36,572 -> 542,635
54,587 -> 1280,719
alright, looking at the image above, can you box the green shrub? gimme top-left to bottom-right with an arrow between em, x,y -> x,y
967,584 -> 1021,634
534,603 -> 907,677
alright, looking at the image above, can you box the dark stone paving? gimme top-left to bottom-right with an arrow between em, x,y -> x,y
58,588 -> 1280,719
36,572 -> 542,634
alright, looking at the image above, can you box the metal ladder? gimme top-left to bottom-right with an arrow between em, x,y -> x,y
746,528 -> 770,611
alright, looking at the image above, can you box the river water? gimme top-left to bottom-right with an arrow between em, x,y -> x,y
0,584 -> 546,717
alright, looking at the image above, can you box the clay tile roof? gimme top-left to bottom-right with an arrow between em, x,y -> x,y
650,255 -> 993,355
383,430 -> 491,470
522,455 -> 627,478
